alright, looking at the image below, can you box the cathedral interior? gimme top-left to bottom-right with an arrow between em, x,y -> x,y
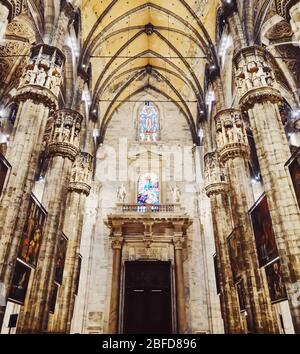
0,0 -> 300,335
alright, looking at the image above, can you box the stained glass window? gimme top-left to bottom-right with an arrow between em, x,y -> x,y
139,102 -> 159,142
137,173 -> 159,205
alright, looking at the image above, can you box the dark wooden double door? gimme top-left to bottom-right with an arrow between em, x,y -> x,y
123,261 -> 173,334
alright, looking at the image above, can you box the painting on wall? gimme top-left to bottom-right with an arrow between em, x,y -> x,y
249,195 -> 278,267
265,259 -> 287,304
49,283 -> 59,314
227,229 -> 243,283
75,255 -> 82,296
288,155 -> 300,208
54,234 -> 68,285
9,260 -> 31,304
213,254 -> 221,295
18,195 -> 47,267
0,153 -> 10,196
236,279 -> 247,312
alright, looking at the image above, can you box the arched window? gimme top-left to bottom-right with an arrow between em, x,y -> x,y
137,173 -> 159,205
139,102 -> 159,142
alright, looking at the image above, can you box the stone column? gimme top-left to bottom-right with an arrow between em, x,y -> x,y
204,152 -> 244,334
233,45 -> 300,333
50,1 -> 75,51
17,109 -> 82,333
290,1 -> 300,44
108,224 -> 124,334
173,223 -> 187,334
52,152 -> 93,333
215,108 -> 279,333
0,44 -> 64,329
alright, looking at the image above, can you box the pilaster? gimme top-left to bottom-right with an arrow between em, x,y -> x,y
108,222 -> 124,334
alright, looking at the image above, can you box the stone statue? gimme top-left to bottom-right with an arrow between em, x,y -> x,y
37,67 -> 47,86
117,184 -> 126,203
171,184 -> 181,203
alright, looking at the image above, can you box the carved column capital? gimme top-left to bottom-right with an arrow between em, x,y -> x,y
233,45 -> 284,109
173,236 -> 185,251
46,109 -> 82,161
204,152 -> 228,197
69,152 -> 93,196
111,236 -> 124,250
215,108 -> 249,163
16,44 -> 65,109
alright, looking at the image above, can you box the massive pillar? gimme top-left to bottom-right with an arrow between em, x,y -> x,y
52,152 -> 93,333
234,45 -> 300,332
215,108 -> 279,333
0,44 -> 64,328
204,152 -> 244,334
17,109 -> 82,333
108,223 -> 124,334
173,222 -> 187,334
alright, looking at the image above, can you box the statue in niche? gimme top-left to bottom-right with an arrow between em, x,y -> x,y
171,184 -> 181,203
117,184 -> 127,203
226,127 -> 234,143
36,67 -> 47,86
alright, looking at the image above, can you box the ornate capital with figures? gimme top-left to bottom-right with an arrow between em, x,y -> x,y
46,109 -> 82,161
215,109 -> 249,163
173,236 -> 185,251
69,152 -> 93,196
16,44 -> 65,109
204,152 -> 228,197
111,236 -> 124,250
233,46 -> 283,109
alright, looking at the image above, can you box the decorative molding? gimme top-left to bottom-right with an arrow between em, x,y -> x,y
69,152 -> 93,196
204,152 -> 228,197
46,109 -> 82,161
215,108 -> 250,163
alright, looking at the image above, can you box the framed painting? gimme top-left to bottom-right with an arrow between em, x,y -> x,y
249,194 -> 278,267
0,153 -> 11,196
213,254 -> 221,295
227,229 -> 243,283
54,234 -> 68,285
9,260 -> 31,304
236,279 -> 247,312
75,255 -> 82,296
265,259 -> 288,304
287,152 -> 300,208
49,283 -> 59,314
18,195 -> 47,267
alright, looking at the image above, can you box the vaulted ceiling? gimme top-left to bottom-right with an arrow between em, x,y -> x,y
80,0 -> 220,142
